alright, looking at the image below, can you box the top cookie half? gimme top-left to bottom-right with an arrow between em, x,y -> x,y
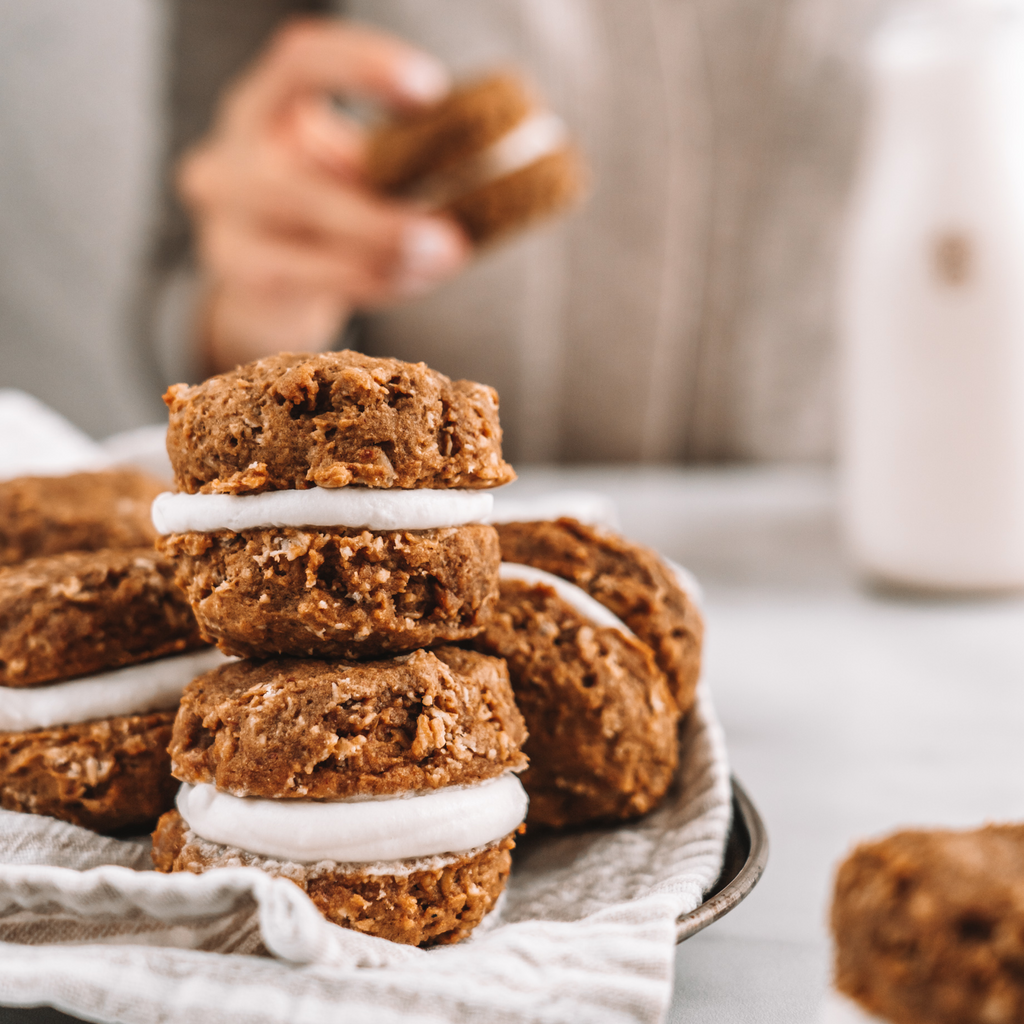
0,470 -> 164,566
164,351 -> 516,495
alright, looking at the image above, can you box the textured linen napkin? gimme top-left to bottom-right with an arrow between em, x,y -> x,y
0,392 -> 732,1024
0,686 -> 729,1024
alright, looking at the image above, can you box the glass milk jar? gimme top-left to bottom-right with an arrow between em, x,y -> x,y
840,0 -> 1024,591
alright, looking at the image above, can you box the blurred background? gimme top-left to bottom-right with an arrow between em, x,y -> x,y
0,0 -> 887,463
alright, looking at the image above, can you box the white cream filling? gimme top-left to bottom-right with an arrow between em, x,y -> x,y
487,490 -> 620,529
405,110 -> 569,208
151,488 -> 493,535
499,562 -> 635,636
0,648 -> 230,732
176,772 -> 528,865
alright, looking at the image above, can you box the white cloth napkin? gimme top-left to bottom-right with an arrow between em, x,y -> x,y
0,390 -> 112,480
0,389 -> 172,482
0,685 -> 730,1024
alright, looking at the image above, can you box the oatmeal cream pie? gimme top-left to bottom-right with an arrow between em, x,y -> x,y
155,647 -> 529,946
0,548 -> 223,832
467,517 -> 704,828
367,71 -> 586,244
493,518 -> 704,714
156,351 -> 512,659
470,561 -> 680,829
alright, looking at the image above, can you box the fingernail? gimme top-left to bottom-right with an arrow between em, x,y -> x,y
399,56 -> 449,104
397,220 -> 466,293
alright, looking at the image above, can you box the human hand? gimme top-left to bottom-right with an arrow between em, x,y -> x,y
178,19 -> 471,373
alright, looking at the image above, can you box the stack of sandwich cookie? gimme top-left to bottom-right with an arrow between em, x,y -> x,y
153,350 -> 529,945
0,548 -> 219,831
470,517 -> 704,828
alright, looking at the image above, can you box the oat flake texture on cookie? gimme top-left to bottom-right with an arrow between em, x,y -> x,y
0,546 -> 210,833
163,350 -> 516,494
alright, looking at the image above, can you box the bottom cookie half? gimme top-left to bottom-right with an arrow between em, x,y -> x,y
0,711 -> 178,833
153,809 -> 515,947
159,524 -> 501,660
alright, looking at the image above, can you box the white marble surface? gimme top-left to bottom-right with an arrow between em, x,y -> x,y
507,465 -> 1024,1023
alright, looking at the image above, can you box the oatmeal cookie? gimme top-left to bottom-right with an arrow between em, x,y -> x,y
0,548 -> 204,688
159,523 -> 500,660
164,350 -> 515,495
471,578 -> 678,828
496,519 -> 704,712
169,647 -> 527,799
0,470 -> 163,566
367,72 -> 585,244
369,72 -> 537,190
832,824 -> 1024,1024
0,711 -> 177,832
153,809 -> 515,947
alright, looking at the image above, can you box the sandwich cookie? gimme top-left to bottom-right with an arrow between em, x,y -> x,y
0,548 -> 205,688
154,648 -> 529,946
0,548 -> 218,832
471,561 -> 680,828
158,351 -> 513,659
367,71 -> 586,244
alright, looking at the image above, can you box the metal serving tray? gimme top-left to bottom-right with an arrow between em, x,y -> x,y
676,775 -> 769,943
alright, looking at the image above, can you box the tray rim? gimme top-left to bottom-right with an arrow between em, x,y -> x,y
675,775 -> 768,943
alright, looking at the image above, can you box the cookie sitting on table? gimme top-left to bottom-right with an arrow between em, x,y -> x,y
831,823 -> 1024,1024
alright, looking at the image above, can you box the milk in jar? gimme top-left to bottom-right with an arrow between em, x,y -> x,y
840,0 -> 1024,591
